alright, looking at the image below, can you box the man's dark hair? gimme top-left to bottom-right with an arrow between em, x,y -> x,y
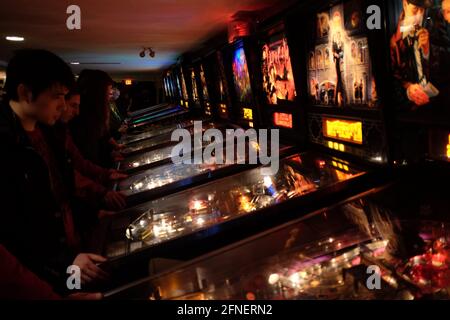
5,49 -> 74,101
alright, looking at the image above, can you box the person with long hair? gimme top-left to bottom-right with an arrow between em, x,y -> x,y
71,70 -> 123,168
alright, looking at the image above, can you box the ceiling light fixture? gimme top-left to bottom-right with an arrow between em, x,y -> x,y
6,36 -> 25,42
139,47 -> 156,58
70,62 -> 80,65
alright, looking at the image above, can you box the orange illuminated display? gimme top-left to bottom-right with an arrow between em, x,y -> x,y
125,79 -> 133,85
243,108 -> 253,121
323,118 -> 363,145
273,112 -> 293,129
205,102 -> 211,116
327,141 -> 345,152
220,104 -> 227,114
447,134 -> 450,159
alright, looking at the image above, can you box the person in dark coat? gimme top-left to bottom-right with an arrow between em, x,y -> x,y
0,49 -> 108,296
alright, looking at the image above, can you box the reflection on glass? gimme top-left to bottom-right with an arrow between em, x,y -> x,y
120,121 -> 194,145
106,153 -> 362,258
121,132 -> 175,155
118,161 -> 224,197
119,127 -> 233,171
119,145 -> 176,171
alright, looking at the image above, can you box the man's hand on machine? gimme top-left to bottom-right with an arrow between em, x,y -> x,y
72,253 -> 109,285
109,169 -> 128,181
111,150 -> 125,162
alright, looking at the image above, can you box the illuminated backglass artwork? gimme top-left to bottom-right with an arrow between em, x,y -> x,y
261,34 -> 297,104
232,44 -> 253,104
308,0 -> 378,108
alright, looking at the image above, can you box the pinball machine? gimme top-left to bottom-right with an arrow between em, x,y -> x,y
203,49 -> 235,121
125,104 -> 188,132
116,122 -> 242,174
223,39 -> 262,129
123,66 -> 192,133
118,69 -> 192,146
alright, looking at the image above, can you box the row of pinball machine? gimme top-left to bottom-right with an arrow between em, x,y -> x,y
93,0 -> 450,300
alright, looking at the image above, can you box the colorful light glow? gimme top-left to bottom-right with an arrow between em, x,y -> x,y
191,69 -> 200,103
180,67 -> 189,101
273,112 -> 293,128
323,118 -> 363,144
200,65 -> 209,101
125,79 -> 133,85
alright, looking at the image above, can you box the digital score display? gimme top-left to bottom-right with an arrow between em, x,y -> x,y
205,102 -> 212,116
447,134 -> 450,159
243,108 -> 253,121
323,118 -> 363,145
273,112 -> 293,129
220,104 -> 227,114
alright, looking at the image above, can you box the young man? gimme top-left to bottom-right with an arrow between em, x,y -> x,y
60,88 -> 127,211
0,49 -> 108,295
